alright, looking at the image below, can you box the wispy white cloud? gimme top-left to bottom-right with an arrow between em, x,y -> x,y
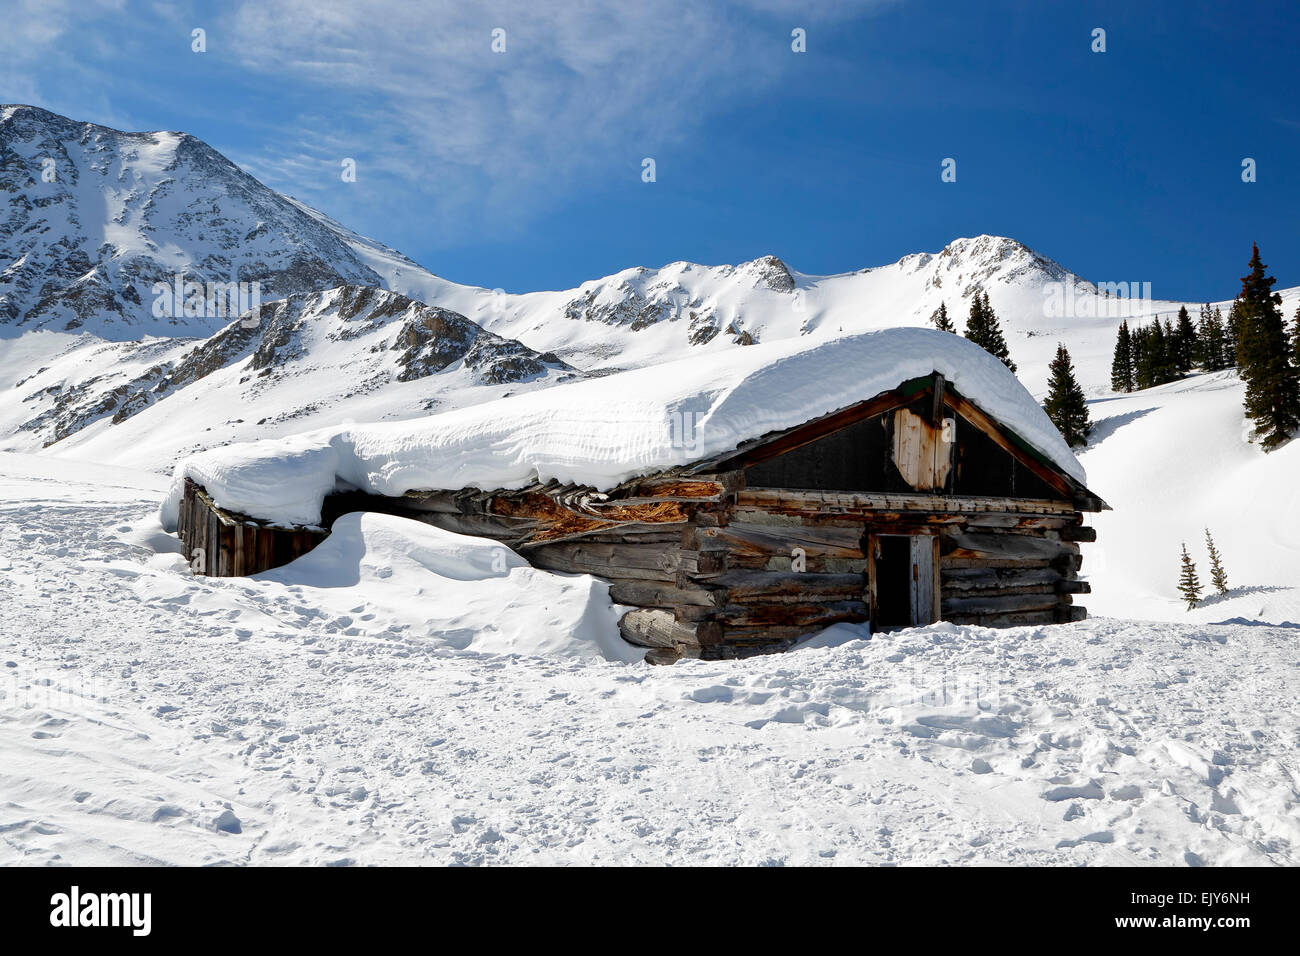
2,0 -> 892,252
0,0 -> 127,114
218,0 -> 890,241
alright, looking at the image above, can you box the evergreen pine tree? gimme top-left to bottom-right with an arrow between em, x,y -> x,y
1110,320 -> 1134,392
1043,344 -> 1092,446
1204,528 -> 1229,596
1175,305 -> 1197,373
963,294 -> 986,346
966,291 -> 1015,372
1226,300 -> 1243,365
1150,319 -> 1171,384
1215,307 -> 1231,369
1235,243 -> 1300,451
1132,323 -> 1154,390
1178,544 -> 1202,610
1291,306 -> 1300,369
1201,306 -> 1228,370
932,301 -> 956,333
1162,318 -> 1179,381
1195,303 -> 1212,368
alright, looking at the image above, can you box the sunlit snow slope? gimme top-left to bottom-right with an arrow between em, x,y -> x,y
1081,371 -> 1300,625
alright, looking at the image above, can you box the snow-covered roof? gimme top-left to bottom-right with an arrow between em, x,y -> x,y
160,327 -> 1087,528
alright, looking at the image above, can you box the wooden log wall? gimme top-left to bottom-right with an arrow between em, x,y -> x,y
177,479 -> 327,577
521,480 -> 1092,660
179,470 -> 1093,663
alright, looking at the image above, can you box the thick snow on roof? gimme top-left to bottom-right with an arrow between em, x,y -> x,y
160,327 -> 1086,528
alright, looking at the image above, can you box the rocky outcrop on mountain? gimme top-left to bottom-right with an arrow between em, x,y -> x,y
562,271 -> 681,330
14,339 -> 184,444
741,255 -> 796,292
555,255 -> 795,353
15,285 -> 576,449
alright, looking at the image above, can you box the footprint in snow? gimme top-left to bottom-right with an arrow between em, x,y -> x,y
687,685 -> 732,703
1041,780 -> 1105,802
1055,831 -> 1114,849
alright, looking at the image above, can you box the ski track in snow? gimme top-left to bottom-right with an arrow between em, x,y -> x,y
1,462 -> 1296,866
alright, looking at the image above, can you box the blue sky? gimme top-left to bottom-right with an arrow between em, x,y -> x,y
6,0 -> 1299,298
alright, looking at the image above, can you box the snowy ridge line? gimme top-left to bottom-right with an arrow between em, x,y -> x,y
160,327 -> 1087,529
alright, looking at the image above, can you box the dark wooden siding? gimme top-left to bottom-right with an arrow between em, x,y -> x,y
743,394 -> 1064,502
177,479 -> 327,577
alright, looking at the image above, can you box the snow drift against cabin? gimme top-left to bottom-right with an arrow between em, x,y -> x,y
160,328 -> 1087,529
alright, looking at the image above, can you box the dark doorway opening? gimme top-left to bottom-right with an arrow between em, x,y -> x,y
873,535 -> 913,629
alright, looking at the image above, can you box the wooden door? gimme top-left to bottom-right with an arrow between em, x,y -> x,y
869,533 -> 940,629
909,535 -> 939,626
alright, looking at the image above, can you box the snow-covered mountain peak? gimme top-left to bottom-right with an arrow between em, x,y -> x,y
916,235 -> 1080,290
0,105 -> 395,338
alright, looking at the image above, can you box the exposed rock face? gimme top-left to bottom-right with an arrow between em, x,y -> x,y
15,285 -> 576,448
557,255 -> 796,351
15,339 -> 183,444
389,290 -> 565,385
742,255 -> 796,292
562,271 -> 680,330
0,105 -> 388,337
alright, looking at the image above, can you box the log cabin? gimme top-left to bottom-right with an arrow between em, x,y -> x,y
166,329 -> 1108,663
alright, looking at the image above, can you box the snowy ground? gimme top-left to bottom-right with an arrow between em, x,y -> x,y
1,453 -> 1296,866
1080,370 -> 1300,625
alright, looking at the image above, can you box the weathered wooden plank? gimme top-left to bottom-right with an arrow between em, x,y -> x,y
714,624 -> 812,643
945,609 -> 1059,627
1053,552 -> 1084,574
581,530 -> 685,544
729,508 -> 866,530
728,510 -> 1072,533
912,534 -> 940,625
943,531 -> 1078,563
395,490 -> 471,514
690,521 -> 865,558
941,567 -> 1063,592
711,570 -> 867,604
891,407 -> 952,491
180,480 -> 327,577
618,608 -> 721,648
608,580 -> 721,608
941,556 -> 1053,570
535,559 -> 675,583
963,513 -> 1074,531
755,555 -> 870,574
735,488 -> 1078,516
715,600 -> 868,628
527,540 -> 720,577
941,592 -> 1061,615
